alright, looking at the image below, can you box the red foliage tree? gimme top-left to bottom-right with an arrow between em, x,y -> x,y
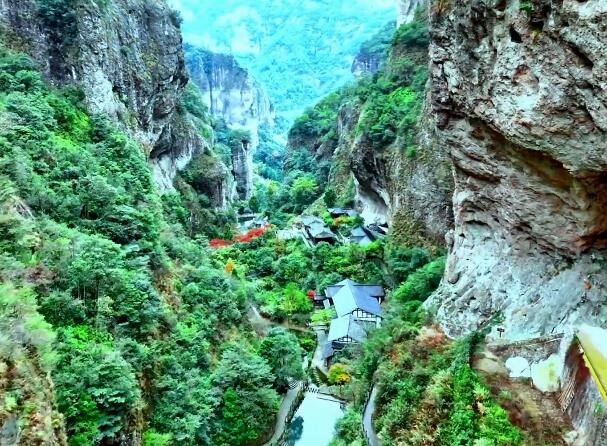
210,239 -> 233,249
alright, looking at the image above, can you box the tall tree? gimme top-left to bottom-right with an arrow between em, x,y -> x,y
259,328 -> 304,390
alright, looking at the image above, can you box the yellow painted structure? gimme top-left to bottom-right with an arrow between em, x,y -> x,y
577,325 -> 607,402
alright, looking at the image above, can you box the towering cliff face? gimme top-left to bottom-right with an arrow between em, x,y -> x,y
186,47 -> 274,199
397,0 -> 424,26
0,0 -> 227,195
0,0 -> 186,147
426,0 -> 607,344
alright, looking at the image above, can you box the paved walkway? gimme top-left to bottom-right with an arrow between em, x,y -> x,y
247,304 -> 310,336
312,328 -> 328,374
363,385 -> 380,446
264,382 -> 303,446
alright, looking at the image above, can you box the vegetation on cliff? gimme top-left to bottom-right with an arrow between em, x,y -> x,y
284,12 -> 430,210
328,260 -> 531,446
174,0 -> 396,127
0,47 -> 300,446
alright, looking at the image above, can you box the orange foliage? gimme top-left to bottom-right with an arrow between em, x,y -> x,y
225,259 -> 236,275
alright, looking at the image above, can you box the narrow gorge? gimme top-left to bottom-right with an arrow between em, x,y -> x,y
0,1 -> 605,446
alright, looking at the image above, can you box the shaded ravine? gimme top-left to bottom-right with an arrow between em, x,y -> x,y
363,385 -> 380,446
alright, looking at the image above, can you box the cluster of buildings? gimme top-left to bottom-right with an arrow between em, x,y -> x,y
237,210 -> 268,233
315,279 -> 385,367
301,215 -> 337,245
299,208 -> 388,247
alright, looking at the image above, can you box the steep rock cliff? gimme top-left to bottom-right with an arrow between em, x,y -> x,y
0,0 -> 227,195
351,22 -> 396,77
398,0 -> 424,26
426,0 -> 607,344
0,0 -> 186,147
186,46 -> 275,199
288,9 -> 453,245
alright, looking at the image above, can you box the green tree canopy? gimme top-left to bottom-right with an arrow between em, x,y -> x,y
259,327 -> 305,390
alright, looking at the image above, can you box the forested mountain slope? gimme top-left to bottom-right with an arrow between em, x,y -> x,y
0,1 -> 292,444
171,0 -> 396,127
285,10 -> 453,246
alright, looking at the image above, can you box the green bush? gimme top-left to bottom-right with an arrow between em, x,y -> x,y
0,47 -> 285,446
393,19 -> 430,48
392,256 -> 446,302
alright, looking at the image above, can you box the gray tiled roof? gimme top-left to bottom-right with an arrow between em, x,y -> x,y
351,226 -> 367,237
325,279 -> 385,300
332,281 -> 382,318
321,342 -> 335,360
328,315 -> 367,343
301,215 -> 324,226
308,223 -> 336,239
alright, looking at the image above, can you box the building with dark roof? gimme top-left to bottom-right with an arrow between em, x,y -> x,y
322,315 -> 373,367
332,281 -> 382,322
325,279 -> 385,305
350,226 -> 375,246
328,208 -> 359,218
300,215 -> 338,245
320,279 -> 385,367
301,215 -> 325,226
328,314 -> 367,343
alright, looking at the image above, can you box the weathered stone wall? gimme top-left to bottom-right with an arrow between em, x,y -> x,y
426,0 -> 607,345
186,47 -> 275,199
0,0 -> 220,192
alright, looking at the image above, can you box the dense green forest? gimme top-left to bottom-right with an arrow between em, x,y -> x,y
0,47 -> 301,446
172,0 -> 395,127
0,2 -> 579,446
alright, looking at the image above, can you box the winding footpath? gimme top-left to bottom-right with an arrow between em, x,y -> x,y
363,385 -> 380,446
264,382 -> 303,446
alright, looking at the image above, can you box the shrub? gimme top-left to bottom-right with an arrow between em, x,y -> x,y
392,256 -> 445,302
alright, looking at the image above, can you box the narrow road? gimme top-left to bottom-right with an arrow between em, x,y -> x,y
363,385 -> 380,446
311,328 -> 328,374
247,303 -> 310,335
264,382 -> 302,446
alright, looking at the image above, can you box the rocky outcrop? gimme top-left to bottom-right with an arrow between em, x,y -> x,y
150,110 -> 233,208
185,48 -> 274,147
352,52 -> 385,77
0,0 -> 187,148
351,22 -> 396,77
397,0 -> 424,26
186,47 -> 275,199
0,0 -> 221,194
426,0 -> 607,352
333,98 -> 453,245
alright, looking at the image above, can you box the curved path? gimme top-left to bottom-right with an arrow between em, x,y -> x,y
264,381 -> 303,446
363,385 -> 380,446
247,304 -> 310,336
